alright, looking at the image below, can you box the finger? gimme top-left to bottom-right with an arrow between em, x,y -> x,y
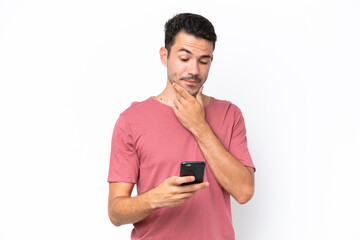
172,105 -> 179,116
181,181 -> 209,193
171,176 -> 195,186
172,83 -> 191,100
196,86 -> 204,105
173,98 -> 182,110
176,192 -> 196,201
175,93 -> 185,104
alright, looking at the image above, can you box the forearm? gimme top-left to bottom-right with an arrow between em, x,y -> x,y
192,122 -> 254,204
109,191 -> 155,226
108,176 -> 207,226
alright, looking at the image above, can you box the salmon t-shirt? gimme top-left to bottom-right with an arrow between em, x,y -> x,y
108,97 -> 255,240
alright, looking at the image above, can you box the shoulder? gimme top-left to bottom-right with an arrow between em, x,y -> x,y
119,97 -> 154,118
209,97 -> 243,116
112,98 -> 152,134
112,97 -> 153,129
114,96 -> 170,130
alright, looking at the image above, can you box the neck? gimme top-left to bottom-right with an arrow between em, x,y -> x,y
155,80 -> 211,107
154,81 -> 176,106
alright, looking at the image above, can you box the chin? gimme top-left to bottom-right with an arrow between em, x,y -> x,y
187,88 -> 200,96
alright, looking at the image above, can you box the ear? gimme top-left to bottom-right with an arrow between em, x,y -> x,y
211,55 -> 214,62
159,47 -> 168,67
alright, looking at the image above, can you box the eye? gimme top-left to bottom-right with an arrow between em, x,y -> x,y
200,60 -> 209,65
180,58 -> 189,62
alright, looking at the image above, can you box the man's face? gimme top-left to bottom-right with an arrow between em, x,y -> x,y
162,32 -> 214,96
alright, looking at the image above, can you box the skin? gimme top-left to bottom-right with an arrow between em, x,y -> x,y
108,31 -> 255,227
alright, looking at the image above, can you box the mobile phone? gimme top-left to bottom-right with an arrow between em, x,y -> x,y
180,161 -> 206,186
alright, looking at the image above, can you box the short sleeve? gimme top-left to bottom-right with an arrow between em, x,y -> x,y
229,106 -> 255,170
107,115 -> 139,183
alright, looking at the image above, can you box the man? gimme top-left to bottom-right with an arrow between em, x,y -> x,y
108,13 -> 255,240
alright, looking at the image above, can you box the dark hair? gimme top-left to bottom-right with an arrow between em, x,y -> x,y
164,13 -> 217,54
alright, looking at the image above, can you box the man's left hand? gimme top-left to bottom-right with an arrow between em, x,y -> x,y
172,83 -> 207,134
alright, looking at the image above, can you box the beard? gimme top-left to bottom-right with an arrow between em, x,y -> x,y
168,73 -> 205,96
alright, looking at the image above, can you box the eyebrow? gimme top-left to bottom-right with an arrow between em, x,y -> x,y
178,48 -> 212,59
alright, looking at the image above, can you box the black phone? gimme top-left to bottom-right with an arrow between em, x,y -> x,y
180,161 -> 206,185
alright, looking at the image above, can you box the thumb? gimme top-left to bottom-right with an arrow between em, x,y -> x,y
196,86 -> 204,105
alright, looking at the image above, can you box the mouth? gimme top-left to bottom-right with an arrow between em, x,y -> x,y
182,80 -> 199,87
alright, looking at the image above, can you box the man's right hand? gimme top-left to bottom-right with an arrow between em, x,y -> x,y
146,176 -> 209,209
108,176 -> 209,226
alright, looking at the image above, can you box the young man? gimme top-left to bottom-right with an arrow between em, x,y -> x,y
108,13 -> 255,240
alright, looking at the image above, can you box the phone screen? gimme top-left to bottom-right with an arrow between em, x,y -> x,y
180,161 -> 206,185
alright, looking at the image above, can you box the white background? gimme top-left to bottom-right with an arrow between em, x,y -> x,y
1,0 -> 359,239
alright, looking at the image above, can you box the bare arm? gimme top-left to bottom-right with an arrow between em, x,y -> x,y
192,124 -> 255,204
172,83 -> 255,204
108,182 -> 152,226
108,176 -> 209,226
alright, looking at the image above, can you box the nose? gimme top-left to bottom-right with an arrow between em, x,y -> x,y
188,60 -> 200,76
